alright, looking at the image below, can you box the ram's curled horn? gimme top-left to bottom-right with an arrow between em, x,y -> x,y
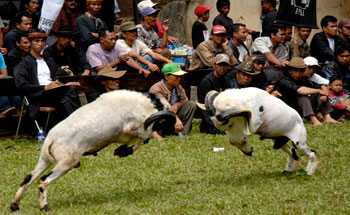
216,109 -> 252,135
196,101 -> 206,110
205,90 -> 219,116
144,110 -> 176,131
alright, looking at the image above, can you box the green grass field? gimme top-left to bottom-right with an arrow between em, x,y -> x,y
1,120 -> 350,214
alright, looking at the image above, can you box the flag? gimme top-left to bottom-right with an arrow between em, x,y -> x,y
276,0 -> 318,29
38,0 -> 64,33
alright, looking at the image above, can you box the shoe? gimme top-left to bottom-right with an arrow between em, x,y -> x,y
0,107 -> 16,118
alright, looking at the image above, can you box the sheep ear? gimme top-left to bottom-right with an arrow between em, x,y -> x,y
196,102 -> 206,110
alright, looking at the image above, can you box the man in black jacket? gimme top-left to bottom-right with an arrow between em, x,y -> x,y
14,29 -> 80,120
310,15 -> 347,64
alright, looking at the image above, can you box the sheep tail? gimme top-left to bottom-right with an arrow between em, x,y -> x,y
40,138 -> 56,163
144,110 -> 176,131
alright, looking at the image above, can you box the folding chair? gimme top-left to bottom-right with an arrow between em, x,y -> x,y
15,96 -> 56,140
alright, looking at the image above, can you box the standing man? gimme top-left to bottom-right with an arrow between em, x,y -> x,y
250,24 -> 289,67
14,29 -> 80,120
149,63 -> 196,139
51,0 -> 82,33
228,23 -> 249,63
310,15 -> 346,64
189,25 -> 238,71
75,0 -> 106,59
192,5 -> 213,49
86,28 -> 150,76
288,27 -> 311,58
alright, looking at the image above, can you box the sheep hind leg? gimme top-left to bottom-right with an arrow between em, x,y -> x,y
38,159 -> 79,211
10,157 -> 52,211
293,141 -> 318,176
281,144 -> 300,173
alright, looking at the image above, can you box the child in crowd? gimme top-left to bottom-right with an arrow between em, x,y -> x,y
212,0 -> 233,38
328,76 -> 350,119
192,5 -> 213,49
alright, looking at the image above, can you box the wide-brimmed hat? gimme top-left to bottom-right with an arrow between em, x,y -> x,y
119,21 -> 139,32
238,57 -> 261,75
140,7 -> 159,17
288,57 -> 307,69
194,5 -> 213,16
53,24 -> 76,37
304,56 -> 321,67
137,0 -> 157,13
214,53 -> 230,64
96,65 -> 127,80
162,63 -> 187,76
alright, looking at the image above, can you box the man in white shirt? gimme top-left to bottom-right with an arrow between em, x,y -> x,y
14,29 -> 80,119
116,21 -> 172,72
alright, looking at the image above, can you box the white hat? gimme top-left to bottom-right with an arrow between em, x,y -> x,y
304,56 -> 321,67
137,0 -> 157,13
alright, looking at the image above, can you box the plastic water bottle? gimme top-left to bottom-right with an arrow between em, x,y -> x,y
37,127 -> 45,148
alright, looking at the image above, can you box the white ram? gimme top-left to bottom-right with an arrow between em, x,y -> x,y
10,90 -> 175,211
202,87 -> 318,176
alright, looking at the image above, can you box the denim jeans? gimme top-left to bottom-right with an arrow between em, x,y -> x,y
137,54 -> 154,70
0,76 -> 22,111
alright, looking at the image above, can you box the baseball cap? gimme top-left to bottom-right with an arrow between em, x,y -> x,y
214,54 -> 230,64
137,0 -> 157,13
212,25 -> 227,34
119,21 -> 139,32
288,57 -> 307,69
162,63 -> 187,76
140,7 -> 159,17
97,65 -> 127,79
304,56 -> 321,67
194,5 -> 213,16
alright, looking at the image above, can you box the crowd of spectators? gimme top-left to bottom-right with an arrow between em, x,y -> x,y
0,0 -> 350,137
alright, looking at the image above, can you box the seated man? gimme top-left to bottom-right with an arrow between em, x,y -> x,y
278,57 -> 339,125
137,7 -> 171,58
94,65 -> 126,95
287,27 -> 311,58
322,46 -> 350,92
5,30 -> 31,77
310,15 -> 346,64
0,53 -> 22,117
149,63 -> 196,139
86,28 -> 150,76
303,56 -> 329,85
338,18 -> 350,46
43,24 -> 91,76
250,24 -> 289,67
14,29 -> 80,120
189,25 -> 238,71
197,54 -> 233,134
116,21 -> 171,73
4,11 -> 32,52
228,23 -> 249,63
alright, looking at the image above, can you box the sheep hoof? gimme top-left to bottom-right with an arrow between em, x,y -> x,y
114,145 -> 133,157
74,162 -> 81,168
10,202 -> 19,211
243,151 -> 252,156
282,170 -> 293,174
40,205 -> 51,211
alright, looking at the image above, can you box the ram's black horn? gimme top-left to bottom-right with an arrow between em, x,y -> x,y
216,109 -> 252,124
144,110 -> 176,131
204,90 -> 219,116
